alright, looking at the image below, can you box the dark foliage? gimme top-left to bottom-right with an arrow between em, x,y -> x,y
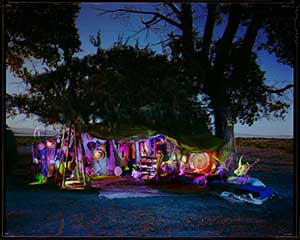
6,3 -> 81,76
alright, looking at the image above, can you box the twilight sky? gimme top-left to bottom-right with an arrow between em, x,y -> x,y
6,3 -> 294,137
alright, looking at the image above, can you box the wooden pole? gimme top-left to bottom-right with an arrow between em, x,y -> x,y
76,123 -> 86,186
54,125 -> 65,187
79,132 -> 87,186
74,121 -> 80,181
61,121 -> 73,188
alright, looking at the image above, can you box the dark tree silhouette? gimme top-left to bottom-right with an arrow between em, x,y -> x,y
94,3 -> 294,144
6,3 -> 81,76
8,40 -> 211,137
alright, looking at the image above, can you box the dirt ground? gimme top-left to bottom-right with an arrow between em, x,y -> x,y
4,141 -> 295,237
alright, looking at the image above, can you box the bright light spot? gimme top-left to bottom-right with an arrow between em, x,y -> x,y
95,117 -> 103,123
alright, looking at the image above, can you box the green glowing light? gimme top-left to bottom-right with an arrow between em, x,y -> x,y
28,173 -> 47,185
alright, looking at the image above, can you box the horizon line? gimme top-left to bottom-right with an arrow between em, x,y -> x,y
7,126 -> 293,139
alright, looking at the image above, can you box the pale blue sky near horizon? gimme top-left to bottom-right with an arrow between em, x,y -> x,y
6,3 -> 294,137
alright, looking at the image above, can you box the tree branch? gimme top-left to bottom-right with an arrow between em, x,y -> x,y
266,84 -> 294,96
140,14 -> 167,30
220,5 -> 242,46
213,5 -> 242,71
149,37 -> 176,47
239,12 -> 264,58
202,3 -> 217,58
126,25 -> 150,39
141,15 -> 159,27
165,3 -> 182,20
209,5 -> 242,100
94,7 -> 182,29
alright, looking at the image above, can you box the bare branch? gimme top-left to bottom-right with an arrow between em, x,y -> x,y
266,84 -> 294,96
126,25 -> 149,40
149,36 -> 178,48
213,5 -> 242,72
220,5 -> 242,46
141,15 -> 162,28
202,3 -> 217,58
239,12 -> 264,58
94,6 -> 182,29
165,3 -> 182,20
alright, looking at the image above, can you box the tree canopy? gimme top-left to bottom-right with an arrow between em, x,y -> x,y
8,39 -> 210,135
95,3 -> 294,141
7,3 -> 295,146
6,3 -> 81,76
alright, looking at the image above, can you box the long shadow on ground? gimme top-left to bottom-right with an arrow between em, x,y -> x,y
4,174 -> 294,237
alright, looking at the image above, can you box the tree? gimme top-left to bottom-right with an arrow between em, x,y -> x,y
95,3 -> 295,143
7,55 -> 98,125
90,40 -> 209,131
8,38 -> 211,137
260,5 -> 295,66
6,3 -> 81,76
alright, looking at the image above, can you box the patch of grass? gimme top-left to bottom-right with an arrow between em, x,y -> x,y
236,138 -> 293,154
16,136 -> 50,147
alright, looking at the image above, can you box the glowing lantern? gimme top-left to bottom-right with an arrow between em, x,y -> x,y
46,139 -> 56,149
93,149 -> 105,160
114,166 -> 122,176
56,136 -> 61,144
188,152 -> 212,174
33,157 -> 39,164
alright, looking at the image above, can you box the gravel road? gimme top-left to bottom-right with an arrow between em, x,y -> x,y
4,145 -> 295,237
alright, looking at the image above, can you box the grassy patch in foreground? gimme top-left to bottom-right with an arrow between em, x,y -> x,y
236,138 -> 293,154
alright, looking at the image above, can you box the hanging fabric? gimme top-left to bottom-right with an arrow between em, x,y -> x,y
140,141 -> 146,157
131,141 -> 136,160
108,140 -> 116,173
119,141 -> 129,166
106,140 -> 110,159
46,139 -> 56,164
149,137 -> 155,156
38,146 -> 48,177
135,141 -> 141,164
113,140 -> 122,167
81,133 -> 108,176
144,139 -> 152,156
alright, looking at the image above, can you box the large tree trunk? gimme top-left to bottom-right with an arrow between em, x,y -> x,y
214,108 -> 232,142
214,108 -> 236,162
181,3 -> 194,64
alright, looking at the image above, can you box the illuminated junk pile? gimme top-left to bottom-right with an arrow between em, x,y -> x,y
32,130 -> 216,187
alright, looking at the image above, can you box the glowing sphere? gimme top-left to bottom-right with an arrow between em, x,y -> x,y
46,139 -> 56,148
93,150 -> 105,160
33,158 -> 39,164
114,166 -> 122,176
37,142 -> 46,150
188,153 -> 210,173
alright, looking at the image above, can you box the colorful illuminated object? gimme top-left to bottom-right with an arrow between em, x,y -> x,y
29,124 -> 274,205
30,125 -> 221,188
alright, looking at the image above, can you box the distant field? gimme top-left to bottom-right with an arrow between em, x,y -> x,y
15,136 -> 50,147
15,136 -> 294,155
235,137 -> 293,154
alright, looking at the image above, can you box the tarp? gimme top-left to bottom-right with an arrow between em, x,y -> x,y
85,122 -> 225,153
